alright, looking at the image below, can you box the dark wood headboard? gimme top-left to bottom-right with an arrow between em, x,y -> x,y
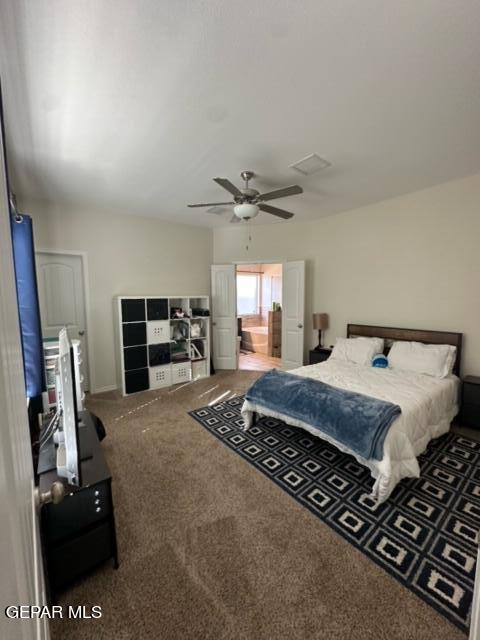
346,324 -> 463,376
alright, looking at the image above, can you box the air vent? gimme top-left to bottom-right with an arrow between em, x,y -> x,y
289,153 -> 331,176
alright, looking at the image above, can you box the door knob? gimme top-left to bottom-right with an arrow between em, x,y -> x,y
297,323 -> 303,329
212,322 -> 217,326
78,330 -> 85,336
35,481 -> 65,508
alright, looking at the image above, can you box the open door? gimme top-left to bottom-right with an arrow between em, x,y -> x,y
0,121 -> 49,638
282,260 -> 305,370
211,265 -> 237,370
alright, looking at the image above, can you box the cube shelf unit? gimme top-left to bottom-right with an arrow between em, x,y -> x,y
114,295 -> 211,396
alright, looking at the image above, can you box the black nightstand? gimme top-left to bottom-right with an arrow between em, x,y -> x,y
309,347 -> 332,364
462,376 -> 480,429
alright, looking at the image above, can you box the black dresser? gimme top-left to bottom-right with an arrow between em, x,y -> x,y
462,376 -> 480,429
38,412 -> 118,600
309,347 -> 333,364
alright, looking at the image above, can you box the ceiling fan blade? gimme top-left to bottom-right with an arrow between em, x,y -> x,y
258,184 -> 303,202
213,177 -> 243,197
187,201 -> 234,208
259,203 -> 294,219
230,215 -> 242,224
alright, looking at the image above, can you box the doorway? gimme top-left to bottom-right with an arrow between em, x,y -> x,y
36,251 -> 90,391
211,261 -> 304,373
236,263 -> 282,371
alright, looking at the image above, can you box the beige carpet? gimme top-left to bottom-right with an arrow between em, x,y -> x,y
51,370 -> 467,640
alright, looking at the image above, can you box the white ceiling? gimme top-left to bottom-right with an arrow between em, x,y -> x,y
1,0 -> 480,227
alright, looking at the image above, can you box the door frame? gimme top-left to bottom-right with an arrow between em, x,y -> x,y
35,248 -> 95,394
0,132 -> 49,639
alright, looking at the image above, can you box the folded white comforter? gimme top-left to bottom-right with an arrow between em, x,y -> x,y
241,359 -> 459,502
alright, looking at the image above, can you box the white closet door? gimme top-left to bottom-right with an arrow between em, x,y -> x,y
36,252 -> 89,390
211,265 -> 236,370
282,261 -> 305,370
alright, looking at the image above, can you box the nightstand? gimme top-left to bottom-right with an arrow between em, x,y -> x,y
462,376 -> 480,429
309,347 -> 332,365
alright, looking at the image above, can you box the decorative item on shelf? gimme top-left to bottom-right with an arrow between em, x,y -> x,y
171,307 -> 188,319
272,301 -> 282,312
172,321 -> 189,341
190,342 -> 203,360
191,307 -> 210,317
190,321 -> 202,338
313,313 -> 329,350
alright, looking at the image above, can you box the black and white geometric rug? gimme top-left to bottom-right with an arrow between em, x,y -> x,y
189,396 -> 480,633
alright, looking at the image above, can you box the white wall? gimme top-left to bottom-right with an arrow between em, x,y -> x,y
25,201 -> 213,392
214,173 -> 480,375
23,172 -> 480,387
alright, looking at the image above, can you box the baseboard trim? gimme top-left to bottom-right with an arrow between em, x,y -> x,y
90,384 -> 117,395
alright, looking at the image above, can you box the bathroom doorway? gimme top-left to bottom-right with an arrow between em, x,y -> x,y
236,263 -> 282,371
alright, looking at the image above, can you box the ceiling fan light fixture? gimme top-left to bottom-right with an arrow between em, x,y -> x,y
233,203 -> 259,219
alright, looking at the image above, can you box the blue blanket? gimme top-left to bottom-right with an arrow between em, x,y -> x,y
245,369 -> 401,461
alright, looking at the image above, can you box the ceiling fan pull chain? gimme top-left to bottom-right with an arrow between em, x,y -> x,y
245,220 -> 252,251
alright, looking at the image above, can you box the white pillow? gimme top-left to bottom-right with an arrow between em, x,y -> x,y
330,337 -> 384,366
388,341 -> 456,378
444,345 -> 457,377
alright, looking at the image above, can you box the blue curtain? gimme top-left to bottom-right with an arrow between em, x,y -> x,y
10,213 -> 46,399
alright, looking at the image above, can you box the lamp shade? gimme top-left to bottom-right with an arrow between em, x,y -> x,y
313,313 -> 329,330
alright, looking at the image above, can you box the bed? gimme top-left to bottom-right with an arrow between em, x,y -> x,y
241,324 -> 462,502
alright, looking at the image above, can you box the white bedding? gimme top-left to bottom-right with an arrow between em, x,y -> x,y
241,360 -> 460,502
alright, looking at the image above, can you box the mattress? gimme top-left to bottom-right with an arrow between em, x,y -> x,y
241,359 -> 460,502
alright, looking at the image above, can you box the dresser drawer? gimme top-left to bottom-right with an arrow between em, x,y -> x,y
462,404 -> 480,429
82,483 -> 111,524
43,482 -> 111,543
48,521 -> 113,590
463,385 -> 480,407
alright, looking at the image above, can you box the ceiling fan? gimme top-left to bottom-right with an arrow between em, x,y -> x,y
188,170 -> 303,223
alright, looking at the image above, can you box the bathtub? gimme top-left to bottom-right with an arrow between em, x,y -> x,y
242,325 -> 268,355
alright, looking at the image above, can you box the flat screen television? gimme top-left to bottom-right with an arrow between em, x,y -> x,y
56,328 -> 82,486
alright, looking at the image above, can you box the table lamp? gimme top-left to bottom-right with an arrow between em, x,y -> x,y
313,313 -> 329,350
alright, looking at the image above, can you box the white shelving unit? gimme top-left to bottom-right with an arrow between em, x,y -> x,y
43,338 -> 59,409
42,336 -> 85,412
114,295 -> 211,396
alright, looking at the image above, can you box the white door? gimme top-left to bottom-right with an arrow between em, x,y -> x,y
0,131 -> 49,639
211,265 -> 236,370
282,261 -> 305,370
36,252 -> 89,390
